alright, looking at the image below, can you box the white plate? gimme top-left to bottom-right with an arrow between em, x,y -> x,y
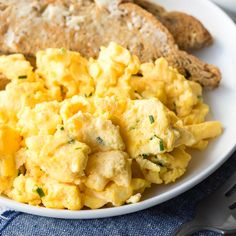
1,0 -> 236,219
211,0 -> 236,20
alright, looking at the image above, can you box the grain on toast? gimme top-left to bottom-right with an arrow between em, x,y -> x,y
0,0 -> 220,89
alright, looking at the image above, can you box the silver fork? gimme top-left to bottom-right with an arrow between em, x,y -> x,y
173,172 -> 236,236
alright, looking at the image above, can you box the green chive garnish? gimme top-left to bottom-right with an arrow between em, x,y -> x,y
18,75 -> 27,79
60,126 -> 64,131
141,154 -> 149,159
150,135 -> 165,151
149,115 -> 155,124
68,138 -> 75,144
61,48 -> 66,54
157,161 -> 164,167
75,147 -> 82,150
96,136 -> 104,145
129,126 -> 136,131
35,187 -> 45,198
159,139 -> 164,151
150,134 -> 158,140
85,92 -> 93,97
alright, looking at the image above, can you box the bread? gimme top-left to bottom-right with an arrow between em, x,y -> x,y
133,0 -> 213,51
0,0 -> 220,88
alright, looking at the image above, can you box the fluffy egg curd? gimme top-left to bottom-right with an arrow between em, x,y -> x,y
0,42 -> 222,210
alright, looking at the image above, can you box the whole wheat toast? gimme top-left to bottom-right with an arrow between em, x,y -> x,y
0,0 -> 220,89
134,0 -> 213,51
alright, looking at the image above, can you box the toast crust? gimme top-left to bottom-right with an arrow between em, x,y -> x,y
120,3 -> 220,88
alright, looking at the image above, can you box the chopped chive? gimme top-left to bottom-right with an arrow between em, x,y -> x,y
35,187 -> 45,198
159,139 -> 164,151
18,75 -> 27,79
60,126 -> 64,131
150,135 -> 165,151
75,147 -> 82,150
61,48 -> 66,54
197,95 -> 202,99
156,161 -> 165,167
96,136 -> 104,145
141,153 -> 149,159
68,138 -> 75,144
84,92 -> 93,97
150,134 -> 158,140
149,115 -> 155,124
129,126 -> 136,131
157,161 -> 164,167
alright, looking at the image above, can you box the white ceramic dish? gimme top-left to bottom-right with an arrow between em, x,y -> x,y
1,0 -> 236,219
212,0 -> 236,20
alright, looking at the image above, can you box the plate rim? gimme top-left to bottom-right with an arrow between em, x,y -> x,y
1,146 -> 236,219
1,0 -> 236,219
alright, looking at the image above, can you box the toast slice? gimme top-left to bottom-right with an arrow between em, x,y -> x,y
0,0 -> 220,89
133,0 -> 213,51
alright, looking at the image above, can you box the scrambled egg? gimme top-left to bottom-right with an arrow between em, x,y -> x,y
0,42 -> 222,210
